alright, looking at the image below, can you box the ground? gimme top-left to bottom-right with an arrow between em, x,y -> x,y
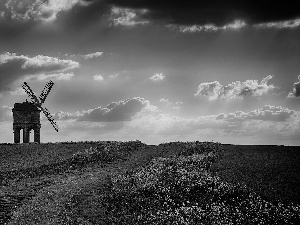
1,142 -> 300,224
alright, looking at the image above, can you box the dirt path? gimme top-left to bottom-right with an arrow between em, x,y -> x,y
5,145 -> 181,224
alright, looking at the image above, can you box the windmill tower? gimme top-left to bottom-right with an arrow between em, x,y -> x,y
12,80 -> 58,143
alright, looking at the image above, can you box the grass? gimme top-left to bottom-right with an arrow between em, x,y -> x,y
211,145 -> 300,205
94,142 -> 300,224
0,141 -> 145,172
2,141 -> 300,224
0,141 -> 145,225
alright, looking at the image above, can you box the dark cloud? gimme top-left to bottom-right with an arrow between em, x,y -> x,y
53,0 -> 111,32
216,105 -> 296,122
78,97 -> 148,122
104,0 -> 300,26
288,75 -> 300,97
0,0 -> 110,38
0,52 -> 79,93
1,0 -> 300,34
67,97 -> 150,122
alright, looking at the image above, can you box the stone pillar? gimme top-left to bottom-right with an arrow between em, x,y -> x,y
13,128 -> 20,143
23,127 -> 30,143
34,126 -> 40,143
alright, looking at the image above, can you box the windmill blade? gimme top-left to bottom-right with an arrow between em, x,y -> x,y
22,82 -> 41,106
39,80 -> 54,105
40,106 -> 59,132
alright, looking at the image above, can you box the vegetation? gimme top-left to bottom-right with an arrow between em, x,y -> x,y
0,140 -> 145,172
211,145 -> 300,204
98,142 -> 300,224
0,140 -> 145,224
2,141 -> 300,224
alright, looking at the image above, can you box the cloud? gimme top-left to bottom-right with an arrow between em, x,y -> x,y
159,98 -> 170,103
169,20 -> 247,33
93,74 -> 104,81
255,18 -> 300,29
2,0 -> 300,35
110,6 -> 149,26
102,0 -> 300,27
122,103 -> 300,144
52,102 -> 298,142
109,74 -> 118,78
27,72 -> 75,81
288,75 -> 300,98
53,111 -> 81,121
65,52 -> 103,60
81,52 -> 103,60
194,81 -> 223,101
77,97 -> 156,122
216,105 -> 296,122
159,98 -> 183,110
3,0 -> 86,22
53,97 -> 158,122
20,54 -> 79,71
194,75 -> 275,101
0,106 -> 12,122
149,72 -> 165,81
0,52 -> 79,93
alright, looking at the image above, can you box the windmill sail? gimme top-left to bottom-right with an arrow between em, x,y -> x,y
22,81 -> 59,132
22,82 -> 41,106
39,80 -> 54,104
40,106 -> 59,132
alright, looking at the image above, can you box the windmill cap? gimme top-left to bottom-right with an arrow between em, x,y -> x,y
13,102 -> 40,111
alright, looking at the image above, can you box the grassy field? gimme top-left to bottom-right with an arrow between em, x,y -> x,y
0,141 -> 145,172
211,145 -> 300,205
1,141 -> 300,224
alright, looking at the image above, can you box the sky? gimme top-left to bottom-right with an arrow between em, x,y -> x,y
1,0 -> 300,145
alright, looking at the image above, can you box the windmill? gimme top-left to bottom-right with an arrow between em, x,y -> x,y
12,80 -> 58,143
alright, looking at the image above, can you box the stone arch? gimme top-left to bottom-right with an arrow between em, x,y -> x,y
13,127 -> 21,143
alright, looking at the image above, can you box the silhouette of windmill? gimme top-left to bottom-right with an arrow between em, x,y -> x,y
12,80 -> 58,143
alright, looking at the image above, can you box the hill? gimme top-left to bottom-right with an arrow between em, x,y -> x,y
1,142 -> 300,224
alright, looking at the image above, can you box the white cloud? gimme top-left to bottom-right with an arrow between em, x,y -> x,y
116,103 -> 300,144
82,52 -> 103,60
109,74 -> 118,78
194,75 -> 275,101
149,73 -> 165,81
0,52 -> 79,71
194,81 -> 223,100
216,105 -> 296,122
159,98 -> 183,110
54,110 -> 81,121
27,72 -> 75,81
169,18 -> 300,33
255,18 -> 300,29
4,0 -> 87,22
21,55 -> 79,71
159,98 -> 170,103
93,74 -> 104,81
110,6 -> 149,26
169,19 -> 247,33
0,52 -> 79,94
